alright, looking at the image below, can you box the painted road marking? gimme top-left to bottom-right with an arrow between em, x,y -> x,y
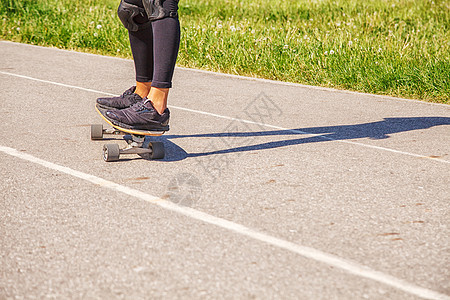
0,145 -> 448,300
3,40 -> 449,107
0,70 -> 449,165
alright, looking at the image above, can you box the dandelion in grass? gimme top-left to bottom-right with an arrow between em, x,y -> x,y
330,50 -> 335,55
96,24 -> 102,29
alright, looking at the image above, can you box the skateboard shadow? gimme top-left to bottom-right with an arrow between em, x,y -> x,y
159,116 -> 450,160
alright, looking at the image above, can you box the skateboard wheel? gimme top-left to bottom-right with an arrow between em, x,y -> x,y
103,144 -> 120,162
150,142 -> 165,159
91,124 -> 103,140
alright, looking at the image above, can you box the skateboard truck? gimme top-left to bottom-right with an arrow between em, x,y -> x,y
91,124 -> 165,162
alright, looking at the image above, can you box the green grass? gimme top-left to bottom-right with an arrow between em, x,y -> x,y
1,0 -> 449,103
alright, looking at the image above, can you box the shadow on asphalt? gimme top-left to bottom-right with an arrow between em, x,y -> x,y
141,117 -> 450,162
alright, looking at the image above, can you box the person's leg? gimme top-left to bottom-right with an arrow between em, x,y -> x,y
135,81 -> 152,98
125,0 -> 153,98
127,0 -> 180,113
104,0 -> 180,130
146,0 -> 180,114
96,0 -> 152,109
147,87 -> 169,114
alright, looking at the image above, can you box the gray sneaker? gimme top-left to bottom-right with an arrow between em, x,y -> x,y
104,99 -> 170,131
96,86 -> 143,110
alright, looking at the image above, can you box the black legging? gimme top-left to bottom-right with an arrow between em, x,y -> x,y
125,0 -> 180,88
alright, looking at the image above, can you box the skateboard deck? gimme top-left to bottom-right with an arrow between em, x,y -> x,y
95,104 -> 166,136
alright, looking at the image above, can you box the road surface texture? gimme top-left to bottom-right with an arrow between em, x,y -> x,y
1,41 -> 449,299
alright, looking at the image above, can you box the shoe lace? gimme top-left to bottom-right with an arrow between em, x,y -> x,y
130,102 -> 144,111
131,99 -> 153,112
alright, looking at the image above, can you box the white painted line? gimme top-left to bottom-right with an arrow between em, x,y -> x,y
1,70 -> 449,164
3,40 -> 449,107
0,71 -> 116,96
169,106 -> 450,163
0,145 -> 448,300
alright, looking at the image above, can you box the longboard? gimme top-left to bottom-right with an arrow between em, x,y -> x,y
91,105 -> 166,162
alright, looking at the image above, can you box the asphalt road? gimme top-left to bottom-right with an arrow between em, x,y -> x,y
1,41 -> 449,299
